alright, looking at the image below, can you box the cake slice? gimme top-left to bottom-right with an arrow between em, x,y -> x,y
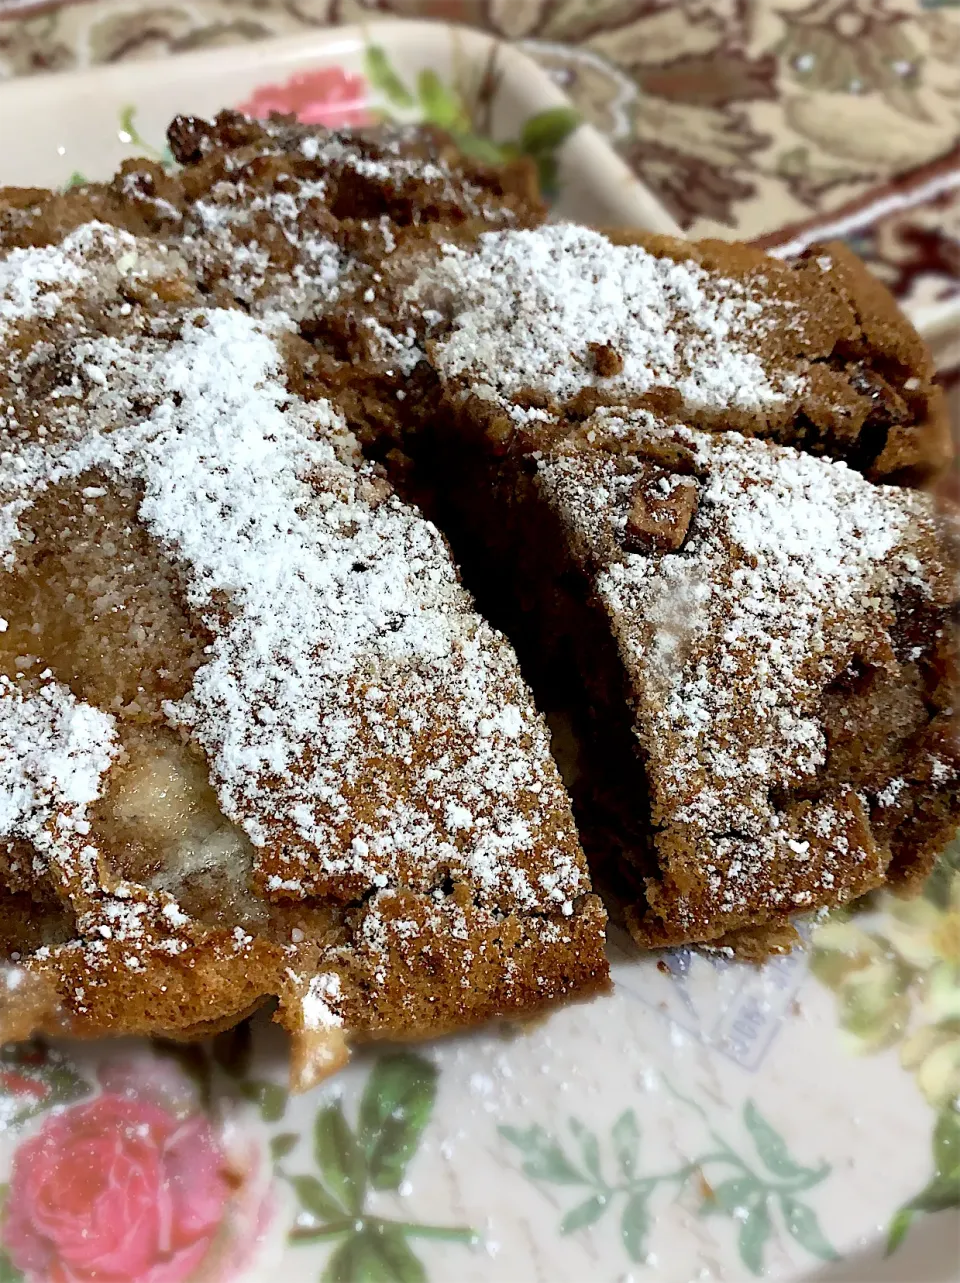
393,222 -> 951,484
1,112 -> 546,456
369,223 -> 957,950
0,220 -> 606,1083
528,411 -> 958,947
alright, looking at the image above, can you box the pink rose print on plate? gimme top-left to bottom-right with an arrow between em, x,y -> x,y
237,66 -> 372,128
3,1066 -> 275,1283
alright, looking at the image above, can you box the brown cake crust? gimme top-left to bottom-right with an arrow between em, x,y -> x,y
604,230 -> 950,482
166,111 -> 545,229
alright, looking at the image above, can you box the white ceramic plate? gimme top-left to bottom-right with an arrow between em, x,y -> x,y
0,20 -> 957,1283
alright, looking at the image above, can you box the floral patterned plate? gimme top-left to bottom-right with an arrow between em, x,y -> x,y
0,18 -> 957,1283
0,17 -> 680,234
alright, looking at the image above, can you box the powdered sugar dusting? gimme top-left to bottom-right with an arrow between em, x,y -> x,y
0,673 -> 118,887
0,667 -> 202,973
279,123 -> 514,223
0,248 -> 584,915
301,972 -> 343,1030
0,674 -> 117,832
0,222 -> 176,341
537,410 -> 949,929
169,116 -> 524,315
407,224 -> 798,413
0,239 -> 90,337
182,179 -> 345,316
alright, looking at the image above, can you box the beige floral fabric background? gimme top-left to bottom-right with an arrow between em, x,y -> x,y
1,0 -> 958,329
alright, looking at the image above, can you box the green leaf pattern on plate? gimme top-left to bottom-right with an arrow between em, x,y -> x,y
559,1193 -> 608,1235
358,1053 -> 437,1192
810,842 -> 960,1248
888,1102 -> 960,1249
281,1052 -> 477,1279
363,45 -> 415,112
611,1109 -> 640,1181
0,1043 -> 92,1129
240,1078 -> 288,1123
885,1205 -> 915,1256
744,1101 -> 822,1183
315,1102 -> 368,1215
363,43 -> 579,199
779,1194 -> 839,1262
738,1201 -> 772,1276
0,1250 -> 23,1283
497,1124 -> 585,1185
619,1191 -> 650,1263
289,1173 -> 346,1223
500,1095 -> 836,1275
269,1132 -> 299,1162
415,69 -> 469,134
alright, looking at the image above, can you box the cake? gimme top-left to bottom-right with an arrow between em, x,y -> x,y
0,113 -> 955,1074
0,217 -> 606,1085
497,409 -> 958,948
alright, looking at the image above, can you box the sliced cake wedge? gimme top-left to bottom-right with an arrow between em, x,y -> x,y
382,224 -> 959,950
0,221 -> 606,1084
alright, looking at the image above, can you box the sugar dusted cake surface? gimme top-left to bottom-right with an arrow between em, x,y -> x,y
0,191 -> 605,1080
533,410 -> 958,944
411,223 -> 797,413
401,223 -> 950,482
0,110 -> 955,1068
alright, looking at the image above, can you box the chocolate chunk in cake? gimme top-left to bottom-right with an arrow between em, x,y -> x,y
0,220 -> 606,1084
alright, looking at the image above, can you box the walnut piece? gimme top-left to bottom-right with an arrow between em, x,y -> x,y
588,342 -> 624,377
623,468 -> 698,552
